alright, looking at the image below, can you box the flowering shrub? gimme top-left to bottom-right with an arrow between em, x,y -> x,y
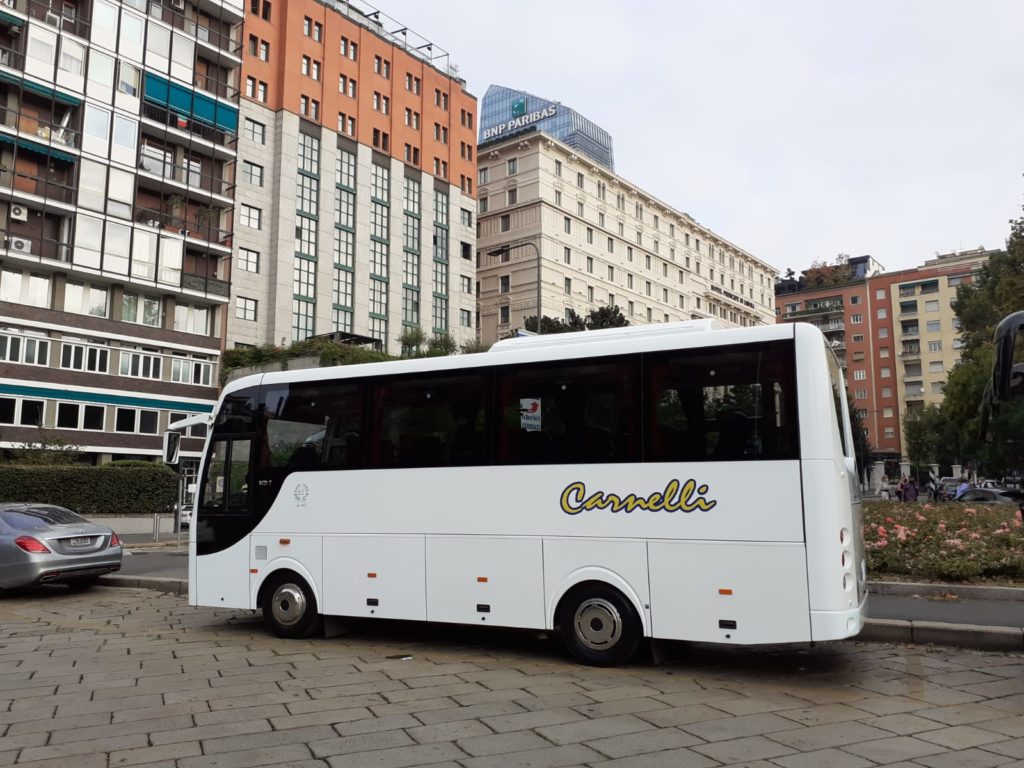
863,500 -> 1024,581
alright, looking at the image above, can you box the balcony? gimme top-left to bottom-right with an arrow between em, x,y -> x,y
900,348 -> 921,360
137,152 -> 234,202
140,102 -> 237,156
817,321 -> 846,333
0,103 -> 80,151
181,272 -> 229,298
133,205 -> 231,252
0,163 -> 75,204
788,302 -> 844,318
901,327 -> 920,338
0,225 -> 69,262
148,2 -> 242,61
24,0 -> 90,38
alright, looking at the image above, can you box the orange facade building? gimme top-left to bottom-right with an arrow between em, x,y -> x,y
229,0 -> 478,353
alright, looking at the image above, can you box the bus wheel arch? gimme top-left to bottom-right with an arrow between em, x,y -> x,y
258,568 -> 322,639
553,579 -> 644,667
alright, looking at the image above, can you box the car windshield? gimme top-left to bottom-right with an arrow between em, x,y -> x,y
0,506 -> 86,531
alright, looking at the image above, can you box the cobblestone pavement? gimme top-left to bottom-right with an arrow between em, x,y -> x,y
4,588 -> 1024,768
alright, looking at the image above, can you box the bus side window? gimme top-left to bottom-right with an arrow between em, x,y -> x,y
371,371 -> 490,469
263,382 -> 364,472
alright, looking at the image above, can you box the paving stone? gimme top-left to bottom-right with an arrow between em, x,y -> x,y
109,741 -> 204,767
150,718 -> 274,746
323,742 -> 467,768
914,724 -> 1009,749
912,748 -> 1016,768
458,743 -> 604,768
310,729 -> 416,758
572,696 -> 668,718
639,704 -> 733,728
983,737 -> 1024,759
692,735 -> 797,763
772,748 -> 875,768
49,713 -> 194,744
584,726 -> 704,758
842,735 -> 949,763
862,713 -> 947,735
405,718 -> 492,744
684,712 -> 800,742
777,703 -> 867,726
535,713 -> 653,745
481,706 -> 586,733
19,733 -> 149,762
770,721 -> 895,751
455,730 -> 550,757
178,743 -> 314,768
914,702 -> 1011,725
978,715 -> 1024,738
413,701 -> 527,726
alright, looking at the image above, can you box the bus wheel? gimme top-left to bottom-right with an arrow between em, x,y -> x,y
558,583 -> 641,666
262,573 -> 322,639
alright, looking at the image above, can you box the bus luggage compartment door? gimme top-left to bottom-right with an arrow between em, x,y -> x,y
648,541 -> 810,644
322,535 -> 426,620
426,537 -> 544,629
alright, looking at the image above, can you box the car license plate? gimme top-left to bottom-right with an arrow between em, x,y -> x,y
70,537 -> 91,547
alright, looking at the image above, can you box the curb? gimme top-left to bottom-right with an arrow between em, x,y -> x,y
100,575 -> 187,596
95,577 -> 1024,653
861,618 -> 1024,652
871,581 -> 1024,602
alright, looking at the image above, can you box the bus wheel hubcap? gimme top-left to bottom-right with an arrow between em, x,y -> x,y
574,598 -> 622,650
271,584 -> 306,627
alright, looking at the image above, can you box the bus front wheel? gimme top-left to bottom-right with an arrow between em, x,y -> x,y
558,583 -> 641,666
261,573 -> 322,639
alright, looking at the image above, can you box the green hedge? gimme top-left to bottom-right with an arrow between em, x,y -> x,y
0,465 -> 177,516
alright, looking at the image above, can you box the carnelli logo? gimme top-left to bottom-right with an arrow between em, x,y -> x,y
560,479 -> 717,516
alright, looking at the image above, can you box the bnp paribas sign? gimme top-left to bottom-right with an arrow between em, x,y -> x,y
482,97 -> 558,141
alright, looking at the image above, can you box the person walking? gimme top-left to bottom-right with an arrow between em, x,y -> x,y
955,478 -> 970,500
904,478 -> 918,502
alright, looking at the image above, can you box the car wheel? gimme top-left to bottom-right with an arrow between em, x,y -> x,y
65,576 -> 99,592
558,583 -> 642,667
261,573 -> 322,639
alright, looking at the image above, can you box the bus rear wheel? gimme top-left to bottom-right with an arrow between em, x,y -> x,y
558,583 -> 641,666
262,573 -> 322,639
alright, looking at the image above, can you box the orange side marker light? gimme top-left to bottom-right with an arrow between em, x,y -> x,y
718,588 -> 733,596
477,577 -> 488,583
279,538 -> 290,545
367,572 -> 377,579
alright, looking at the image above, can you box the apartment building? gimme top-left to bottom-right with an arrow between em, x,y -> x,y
476,100 -> 776,344
776,249 -> 993,464
0,0 -> 242,468
228,0 -> 477,355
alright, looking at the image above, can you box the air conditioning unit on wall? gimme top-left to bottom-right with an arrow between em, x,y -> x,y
8,236 -> 32,254
9,204 -> 27,221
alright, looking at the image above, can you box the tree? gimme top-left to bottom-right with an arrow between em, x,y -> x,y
903,405 -> 944,480
521,312 -> 585,335
802,253 -> 853,289
0,429 -> 83,465
399,326 -> 428,357
460,339 -> 492,354
425,333 -> 458,357
585,305 -> 629,329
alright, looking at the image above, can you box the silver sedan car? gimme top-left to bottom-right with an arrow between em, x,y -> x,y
0,503 -> 122,591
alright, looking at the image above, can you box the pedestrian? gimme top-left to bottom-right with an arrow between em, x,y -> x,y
904,478 -> 918,502
897,476 -> 907,502
880,475 -> 891,501
955,478 -> 970,500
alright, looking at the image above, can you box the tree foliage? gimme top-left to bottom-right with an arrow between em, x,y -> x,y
0,430 -> 83,465
802,253 -> 853,289
847,394 -> 871,473
518,306 -> 630,336
0,465 -> 177,515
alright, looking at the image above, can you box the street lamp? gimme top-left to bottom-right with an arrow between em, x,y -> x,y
487,239 -> 542,335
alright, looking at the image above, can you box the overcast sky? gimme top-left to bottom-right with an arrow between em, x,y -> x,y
374,0 -> 1024,274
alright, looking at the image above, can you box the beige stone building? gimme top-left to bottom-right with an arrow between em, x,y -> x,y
475,132 -> 777,343
891,248 -> 992,438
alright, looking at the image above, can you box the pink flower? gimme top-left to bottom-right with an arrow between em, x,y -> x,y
915,513 -> 927,522
885,517 -> 895,524
923,504 -> 934,510
965,508 -> 977,515
938,523 -> 946,531
877,526 -> 888,537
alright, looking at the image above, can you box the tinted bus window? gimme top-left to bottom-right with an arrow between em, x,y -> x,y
262,381 -> 364,471
212,389 -> 258,436
645,341 -> 799,462
496,356 -> 639,465
370,371 -> 490,468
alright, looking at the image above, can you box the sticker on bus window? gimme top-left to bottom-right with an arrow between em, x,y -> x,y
520,398 -> 541,432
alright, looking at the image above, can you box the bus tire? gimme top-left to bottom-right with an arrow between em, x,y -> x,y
558,583 -> 641,666
261,572 -> 322,639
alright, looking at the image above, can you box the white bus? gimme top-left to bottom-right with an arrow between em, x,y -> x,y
177,320 -> 866,665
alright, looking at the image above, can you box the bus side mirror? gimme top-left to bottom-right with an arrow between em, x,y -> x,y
162,431 -> 181,466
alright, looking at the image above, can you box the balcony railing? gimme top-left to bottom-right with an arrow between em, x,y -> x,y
899,308 -> 918,317
817,321 -> 846,332
140,102 -> 237,150
788,303 -> 844,317
0,167 -> 75,203
25,0 -> 90,38
133,205 -> 231,249
901,327 -> 920,338
0,226 -> 70,261
192,72 -> 239,103
181,271 -> 229,298
138,153 -> 234,198
147,2 -> 242,57
900,349 -> 921,358
0,105 -> 80,150
0,46 -> 25,71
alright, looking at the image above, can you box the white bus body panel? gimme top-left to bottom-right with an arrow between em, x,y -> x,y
251,534 -> 323,610
648,541 -> 810,644
426,537 -> 544,628
543,538 -> 650,633
194,540 -> 249,609
322,535 -> 426,620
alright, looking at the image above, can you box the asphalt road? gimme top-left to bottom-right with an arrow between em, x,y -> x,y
120,551 -> 1024,628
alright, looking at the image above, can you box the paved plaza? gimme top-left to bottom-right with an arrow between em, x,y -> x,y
3,588 -> 1024,767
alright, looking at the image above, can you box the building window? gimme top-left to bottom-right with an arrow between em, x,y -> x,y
507,158 -> 517,175
507,188 -> 518,206
563,217 -> 571,234
564,247 -> 571,265
926,320 -> 941,333
500,214 -> 510,232
121,293 -> 161,327
853,370 -> 866,381
244,118 -> 265,144
499,275 -> 510,294
499,305 -> 510,325
564,278 -> 571,295
241,161 -> 263,186
851,314 -> 863,324
877,308 -> 887,319
881,367 -> 891,378
239,204 -> 261,229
